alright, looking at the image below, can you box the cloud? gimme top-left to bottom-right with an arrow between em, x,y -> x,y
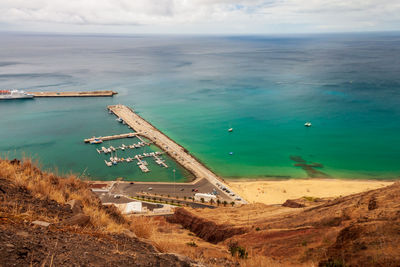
0,0 -> 399,33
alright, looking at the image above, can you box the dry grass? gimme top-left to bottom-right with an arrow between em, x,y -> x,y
0,158 -> 282,266
0,158 -> 126,233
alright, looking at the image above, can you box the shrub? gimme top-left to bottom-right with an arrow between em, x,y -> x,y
186,241 -> 198,247
200,197 -> 205,203
228,241 -> 248,259
230,201 -> 235,207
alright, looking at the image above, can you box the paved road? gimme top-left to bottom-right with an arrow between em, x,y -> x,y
111,178 -> 237,202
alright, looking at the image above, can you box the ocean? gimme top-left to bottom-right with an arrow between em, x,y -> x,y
1,32 -> 399,181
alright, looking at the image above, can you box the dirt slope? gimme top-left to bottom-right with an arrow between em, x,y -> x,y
0,160 -> 197,267
169,182 -> 400,266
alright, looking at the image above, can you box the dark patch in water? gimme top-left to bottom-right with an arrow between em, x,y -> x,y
0,61 -> 19,67
175,61 -> 192,68
2,141 -> 57,151
0,73 -> 72,80
290,155 -> 306,163
290,155 -> 329,178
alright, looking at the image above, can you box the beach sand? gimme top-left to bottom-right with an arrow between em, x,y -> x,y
228,179 -> 394,205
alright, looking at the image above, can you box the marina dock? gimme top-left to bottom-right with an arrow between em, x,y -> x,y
104,152 -> 167,172
29,90 -> 117,97
107,104 -> 246,204
84,133 -> 137,143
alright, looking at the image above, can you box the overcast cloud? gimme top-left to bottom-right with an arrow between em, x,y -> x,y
0,0 -> 399,34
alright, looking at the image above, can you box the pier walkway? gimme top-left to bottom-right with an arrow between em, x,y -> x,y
107,104 -> 246,204
84,133 -> 137,143
29,90 -> 117,97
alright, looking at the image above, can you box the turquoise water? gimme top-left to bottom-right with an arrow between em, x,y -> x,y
1,33 -> 400,181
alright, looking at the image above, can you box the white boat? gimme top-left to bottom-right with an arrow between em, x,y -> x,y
116,118 -> 123,122
228,128 -> 233,132
304,122 -> 312,127
104,160 -> 112,167
0,90 -> 34,100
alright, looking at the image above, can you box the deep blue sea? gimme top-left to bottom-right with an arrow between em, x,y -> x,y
1,32 -> 399,181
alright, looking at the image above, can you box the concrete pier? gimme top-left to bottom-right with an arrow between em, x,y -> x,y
29,90 -> 117,97
84,133 -> 136,143
107,104 -> 246,204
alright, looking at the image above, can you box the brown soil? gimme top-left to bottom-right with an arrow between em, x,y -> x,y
167,208 -> 247,243
168,182 -> 400,266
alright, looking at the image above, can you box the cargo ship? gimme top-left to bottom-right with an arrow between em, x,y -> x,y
0,90 -> 34,100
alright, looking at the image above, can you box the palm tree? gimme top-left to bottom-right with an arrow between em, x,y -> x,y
230,201 -> 235,207
217,199 -> 221,206
223,200 -> 227,207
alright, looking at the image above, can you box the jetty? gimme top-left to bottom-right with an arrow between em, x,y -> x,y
96,141 -> 147,154
84,133 -> 137,143
29,90 -> 117,97
104,152 -> 166,172
107,104 -> 246,204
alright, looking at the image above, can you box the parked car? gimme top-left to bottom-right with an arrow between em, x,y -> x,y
148,187 -> 153,190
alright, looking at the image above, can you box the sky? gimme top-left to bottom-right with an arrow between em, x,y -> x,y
0,0 -> 399,34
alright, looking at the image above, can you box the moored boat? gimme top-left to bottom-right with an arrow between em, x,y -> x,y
0,90 -> 34,100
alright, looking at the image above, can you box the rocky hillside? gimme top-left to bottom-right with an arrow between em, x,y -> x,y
0,159 -> 197,266
168,181 -> 400,266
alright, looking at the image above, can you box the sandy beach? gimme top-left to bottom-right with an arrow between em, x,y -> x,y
228,179 -> 394,205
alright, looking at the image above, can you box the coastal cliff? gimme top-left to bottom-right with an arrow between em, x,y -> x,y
0,158 -> 196,267
167,181 -> 400,266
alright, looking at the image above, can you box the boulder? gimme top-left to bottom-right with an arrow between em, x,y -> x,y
282,199 -> 306,208
122,229 -> 137,238
32,220 -> 51,227
63,213 -> 90,227
67,199 -> 83,214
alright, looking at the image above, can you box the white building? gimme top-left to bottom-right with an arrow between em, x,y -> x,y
194,193 -> 217,203
104,201 -> 143,214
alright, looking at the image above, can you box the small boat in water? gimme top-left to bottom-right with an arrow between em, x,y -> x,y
104,160 -> 112,167
90,138 -> 103,144
304,122 -> 312,127
228,128 -> 233,132
116,118 -> 123,123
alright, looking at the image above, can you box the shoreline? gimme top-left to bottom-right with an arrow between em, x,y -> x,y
227,178 -> 395,205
